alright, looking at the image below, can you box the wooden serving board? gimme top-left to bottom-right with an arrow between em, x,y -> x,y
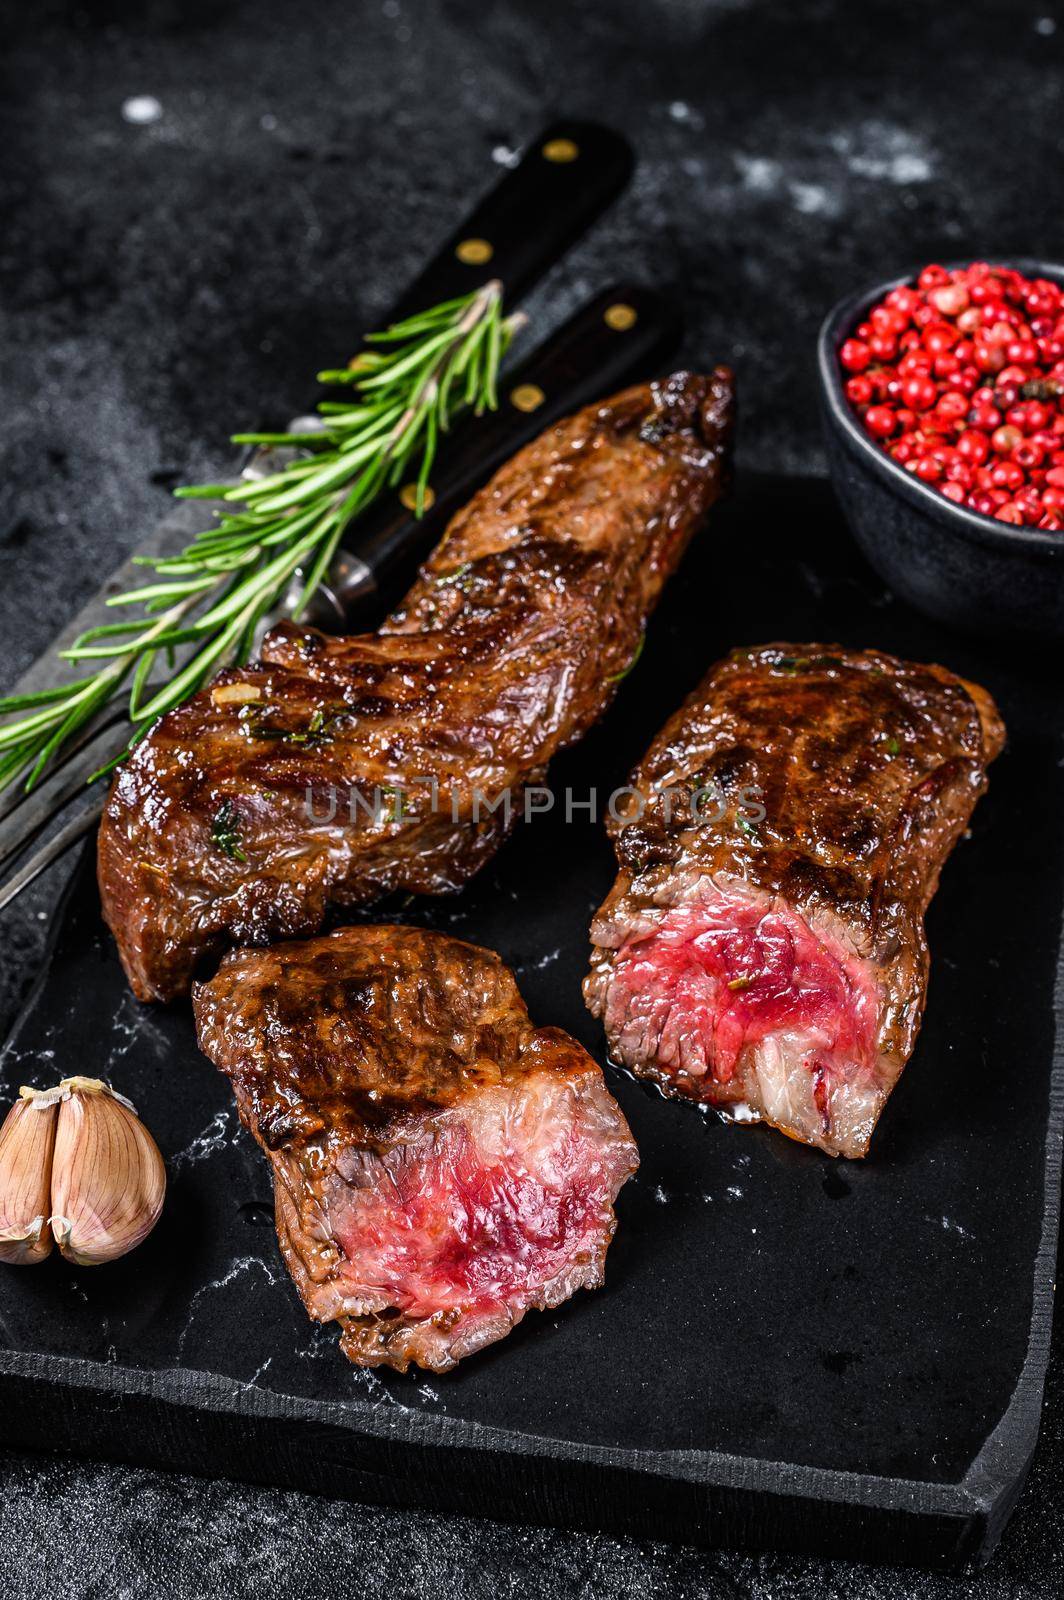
1,472 -> 1061,1569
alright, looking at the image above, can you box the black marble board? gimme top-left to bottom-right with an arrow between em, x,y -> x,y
0,472 -> 1061,1570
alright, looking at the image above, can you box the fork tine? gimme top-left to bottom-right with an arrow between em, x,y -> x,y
0,700 -> 130,828
0,713 -> 122,864
0,802 -> 104,914
0,677 -> 167,870
0,729 -> 122,878
0,681 -> 169,912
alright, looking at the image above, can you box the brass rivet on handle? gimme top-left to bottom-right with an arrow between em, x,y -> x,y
399,483 -> 435,512
542,137 -> 579,163
604,302 -> 638,332
455,237 -> 493,265
510,383 -> 546,413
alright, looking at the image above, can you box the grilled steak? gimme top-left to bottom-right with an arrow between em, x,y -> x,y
193,925 -> 638,1372
585,645 -> 1004,1158
98,369 -> 735,1002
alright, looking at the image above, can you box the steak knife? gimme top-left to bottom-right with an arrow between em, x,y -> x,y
0,119 -> 675,905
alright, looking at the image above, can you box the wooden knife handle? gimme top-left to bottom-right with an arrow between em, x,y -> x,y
386,121 -> 634,321
302,121 -> 634,417
320,283 -> 683,625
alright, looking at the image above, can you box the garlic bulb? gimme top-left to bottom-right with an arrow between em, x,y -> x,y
0,1076 -> 166,1268
0,1088 -> 59,1265
49,1077 -> 166,1267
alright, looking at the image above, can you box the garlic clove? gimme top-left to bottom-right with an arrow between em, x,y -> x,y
0,1087 -> 60,1265
49,1077 -> 166,1267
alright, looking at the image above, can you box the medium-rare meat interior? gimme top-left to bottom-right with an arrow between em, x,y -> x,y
585,645 -> 1004,1158
194,925 -> 639,1373
99,369 -> 735,1001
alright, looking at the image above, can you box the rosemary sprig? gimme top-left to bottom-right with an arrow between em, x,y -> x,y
0,280 -> 518,794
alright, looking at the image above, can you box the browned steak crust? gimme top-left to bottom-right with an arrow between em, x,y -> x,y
99,370 -> 735,1000
194,926 -> 639,1373
585,644 -> 1004,1157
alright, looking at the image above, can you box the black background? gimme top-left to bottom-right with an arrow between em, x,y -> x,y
2,2 -> 1063,1595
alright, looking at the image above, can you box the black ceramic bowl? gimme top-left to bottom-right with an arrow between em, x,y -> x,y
818,260 -> 1064,639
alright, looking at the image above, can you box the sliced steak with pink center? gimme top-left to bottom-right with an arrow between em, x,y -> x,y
585,645 -> 1004,1158
194,925 -> 638,1372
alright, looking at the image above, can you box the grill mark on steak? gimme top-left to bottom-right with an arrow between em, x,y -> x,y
193,926 -> 639,1373
98,370 -> 735,1002
584,644 -> 1004,1159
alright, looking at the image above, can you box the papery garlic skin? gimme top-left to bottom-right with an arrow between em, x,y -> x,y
0,1088 -> 59,1265
49,1077 -> 166,1267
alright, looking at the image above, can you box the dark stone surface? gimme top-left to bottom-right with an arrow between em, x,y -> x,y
2,1 -> 1063,1594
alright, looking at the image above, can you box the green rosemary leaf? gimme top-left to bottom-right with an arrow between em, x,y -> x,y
230,431 -> 332,447
133,623 -> 240,724
0,682 -> 88,712
357,328 -> 457,389
128,648 -> 157,722
86,748 -> 132,786
232,590 -> 280,666
0,280 -> 516,794
210,800 -> 246,862
485,300 -> 502,410
71,620 -> 152,646
60,640 -> 150,662
0,745 -> 36,791
25,674 -> 121,789
105,576 -> 217,608
369,294 -> 472,338
0,694 -> 91,749
608,631 -> 646,683
292,520 -> 344,621
435,563 -> 472,589
416,405 -> 439,514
